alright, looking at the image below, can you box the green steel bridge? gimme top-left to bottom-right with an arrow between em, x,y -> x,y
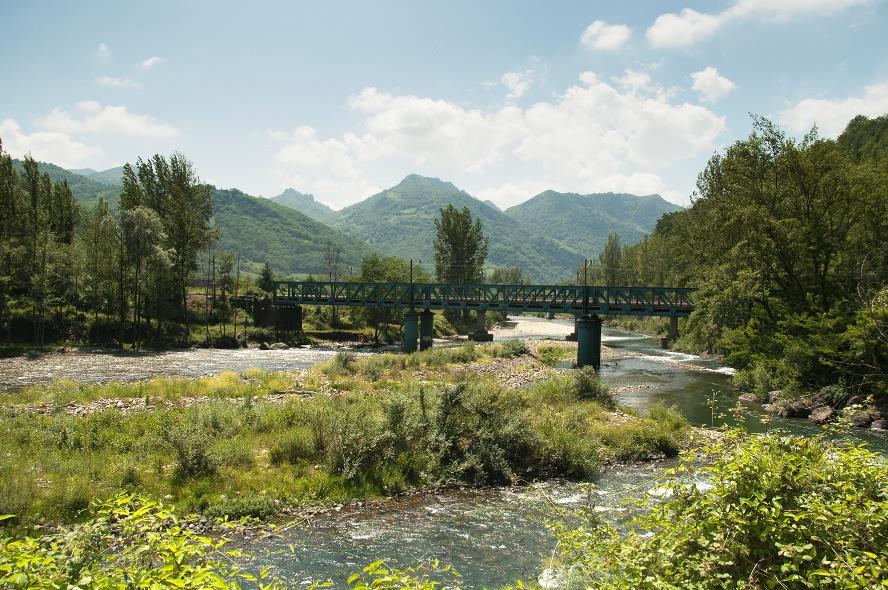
268,281 -> 696,369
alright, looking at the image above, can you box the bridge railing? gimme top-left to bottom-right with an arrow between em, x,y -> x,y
271,281 -> 696,316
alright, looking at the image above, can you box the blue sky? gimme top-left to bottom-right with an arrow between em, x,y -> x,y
2,0 -> 887,208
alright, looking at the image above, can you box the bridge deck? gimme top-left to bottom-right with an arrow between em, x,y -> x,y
272,282 -> 694,317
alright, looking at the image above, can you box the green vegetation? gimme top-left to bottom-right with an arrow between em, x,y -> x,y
505,189 -> 680,266
212,187 -> 368,276
0,494 -> 272,589
270,187 -> 339,225
609,116 -> 888,407
6,428 -> 882,589
331,174 -> 584,283
0,345 -> 687,529
547,430 -> 888,588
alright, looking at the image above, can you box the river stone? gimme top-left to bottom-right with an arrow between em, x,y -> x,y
738,392 -> 759,403
871,419 -> 887,431
762,403 -> 779,414
269,342 -> 289,350
767,390 -> 783,403
259,342 -> 270,350
808,406 -> 833,424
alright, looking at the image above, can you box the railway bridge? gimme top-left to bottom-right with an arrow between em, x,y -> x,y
270,281 -> 695,369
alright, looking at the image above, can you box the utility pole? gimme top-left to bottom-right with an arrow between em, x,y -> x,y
233,253 -> 240,345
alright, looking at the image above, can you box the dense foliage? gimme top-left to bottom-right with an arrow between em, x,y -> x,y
0,494 -> 274,589
612,116 -> 888,403
548,430 -> 888,589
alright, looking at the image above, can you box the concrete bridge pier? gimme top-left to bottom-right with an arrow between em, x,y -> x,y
420,309 -> 434,350
470,310 -> 493,342
669,314 -> 679,342
402,311 -> 418,353
576,314 -> 602,370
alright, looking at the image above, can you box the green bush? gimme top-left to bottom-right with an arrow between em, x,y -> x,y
0,494 -> 272,588
549,431 -> 888,588
269,428 -> 316,465
164,425 -> 219,479
572,367 -> 615,407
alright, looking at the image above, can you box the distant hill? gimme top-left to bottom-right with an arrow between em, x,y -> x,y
27,161 -> 368,277
12,159 -> 119,208
504,190 -> 681,259
67,165 -> 125,186
331,174 -> 585,283
213,188 -> 370,276
269,188 -> 339,225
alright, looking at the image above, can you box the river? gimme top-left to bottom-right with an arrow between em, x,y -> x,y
241,315 -> 885,588
2,316 -> 883,587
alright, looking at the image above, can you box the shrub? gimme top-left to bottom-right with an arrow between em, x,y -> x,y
572,367 -> 615,407
492,339 -> 528,358
0,494 -> 271,588
269,428 -> 316,465
164,425 -> 218,479
549,431 -> 888,588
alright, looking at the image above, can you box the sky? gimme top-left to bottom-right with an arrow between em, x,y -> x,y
2,0 -> 888,209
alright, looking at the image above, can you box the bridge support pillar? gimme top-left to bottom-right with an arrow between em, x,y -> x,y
402,311 -> 418,353
420,310 -> 434,351
668,314 -> 678,343
470,310 -> 493,342
576,314 -> 602,370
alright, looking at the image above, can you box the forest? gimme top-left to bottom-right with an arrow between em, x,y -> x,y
584,115 -> 888,407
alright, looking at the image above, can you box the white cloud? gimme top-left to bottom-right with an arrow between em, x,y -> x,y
500,69 -> 534,100
96,42 -> 110,58
690,67 -> 736,102
0,119 -> 103,167
38,101 -> 178,138
779,81 -> 888,137
95,76 -> 141,89
580,20 -> 632,50
646,9 -> 725,48
140,56 -> 168,69
647,0 -> 870,47
270,71 -> 724,208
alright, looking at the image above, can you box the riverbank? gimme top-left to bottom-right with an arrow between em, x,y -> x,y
0,341 -> 690,531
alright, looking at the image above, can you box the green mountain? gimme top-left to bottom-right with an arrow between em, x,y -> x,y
24,160 -> 367,277
12,159 -> 119,208
331,174 -> 585,283
212,188 -> 369,276
269,188 -> 339,225
504,190 -> 682,259
84,166 -> 125,186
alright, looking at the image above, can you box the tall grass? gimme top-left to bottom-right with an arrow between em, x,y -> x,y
0,367 -> 689,528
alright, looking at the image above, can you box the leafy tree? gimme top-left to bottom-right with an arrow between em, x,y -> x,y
433,204 -> 488,284
121,207 -> 169,348
257,261 -> 274,294
489,266 -> 529,285
355,254 -> 429,342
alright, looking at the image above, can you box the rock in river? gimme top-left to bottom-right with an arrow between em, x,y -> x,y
808,406 -> 833,424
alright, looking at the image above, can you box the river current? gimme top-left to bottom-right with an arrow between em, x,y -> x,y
2,315 -> 884,587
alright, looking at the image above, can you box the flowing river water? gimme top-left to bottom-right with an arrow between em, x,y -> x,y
1,315 -> 884,587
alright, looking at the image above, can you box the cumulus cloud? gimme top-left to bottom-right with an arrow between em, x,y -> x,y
96,42 -> 110,58
269,72 -> 724,208
140,56 -> 168,69
580,20 -> 632,50
95,76 -> 141,89
500,70 -> 534,100
38,101 -> 178,138
0,119 -> 104,167
779,81 -> 888,137
647,0 -> 870,47
690,67 -> 736,102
